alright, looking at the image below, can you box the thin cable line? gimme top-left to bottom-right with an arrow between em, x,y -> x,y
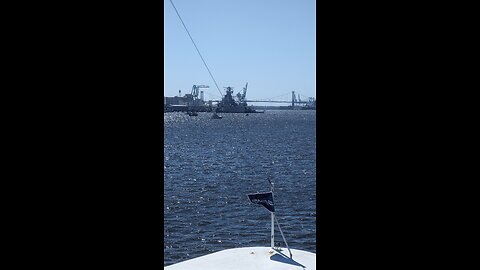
169,0 -> 223,97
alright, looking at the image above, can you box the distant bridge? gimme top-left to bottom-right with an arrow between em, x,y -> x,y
209,91 -> 315,106
245,100 -> 309,104
209,100 -> 309,104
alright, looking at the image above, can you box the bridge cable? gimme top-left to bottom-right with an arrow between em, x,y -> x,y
265,92 -> 292,101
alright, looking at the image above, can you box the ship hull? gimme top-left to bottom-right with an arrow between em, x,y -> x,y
215,106 -> 262,113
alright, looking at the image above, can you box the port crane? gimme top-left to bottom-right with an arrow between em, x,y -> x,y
236,83 -> 248,104
191,85 -> 209,105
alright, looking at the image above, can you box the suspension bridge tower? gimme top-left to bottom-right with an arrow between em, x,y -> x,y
292,91 -> 296,108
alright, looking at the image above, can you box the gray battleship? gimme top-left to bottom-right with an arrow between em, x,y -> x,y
215,84 -> 263,113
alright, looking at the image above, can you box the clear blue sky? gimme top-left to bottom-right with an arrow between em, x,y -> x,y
164,0 -> 316,102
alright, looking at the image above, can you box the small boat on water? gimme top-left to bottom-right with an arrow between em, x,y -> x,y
212,112 -> 222,119
187,111 -> 198,116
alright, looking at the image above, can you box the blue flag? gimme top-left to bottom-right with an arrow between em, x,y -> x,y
247,192 -> 275,213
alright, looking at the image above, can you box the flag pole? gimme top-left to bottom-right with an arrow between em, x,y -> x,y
268,178 -> 292,259
269,179 -> 275,249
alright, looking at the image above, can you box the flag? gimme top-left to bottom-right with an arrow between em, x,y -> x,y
247,192 -> 275,213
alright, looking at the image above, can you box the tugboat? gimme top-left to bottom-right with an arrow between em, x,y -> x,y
215,84 -> 263,113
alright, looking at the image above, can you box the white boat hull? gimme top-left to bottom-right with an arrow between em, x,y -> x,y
165,247 -> 316,270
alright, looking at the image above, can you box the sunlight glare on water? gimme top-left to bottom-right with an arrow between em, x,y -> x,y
164,110 -> 316,266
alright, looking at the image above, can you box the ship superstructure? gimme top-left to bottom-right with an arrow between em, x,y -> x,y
215,84 -> 261,113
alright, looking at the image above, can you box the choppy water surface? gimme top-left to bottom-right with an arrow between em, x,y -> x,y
164,110 -> 316,266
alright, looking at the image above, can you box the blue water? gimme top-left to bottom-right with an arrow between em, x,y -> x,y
164,110 -> 316,266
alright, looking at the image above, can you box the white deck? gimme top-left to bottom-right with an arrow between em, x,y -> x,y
164,247 -> 316,270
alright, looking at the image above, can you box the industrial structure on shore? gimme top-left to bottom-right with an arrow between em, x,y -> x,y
164,83 -> 315,113
165,83 -> 259,113
164,85 -> 214,112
